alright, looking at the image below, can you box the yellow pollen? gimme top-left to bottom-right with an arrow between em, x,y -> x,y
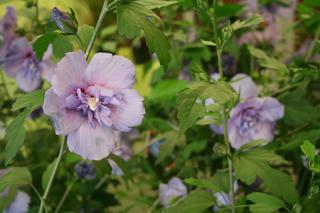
88,97 -> 99,111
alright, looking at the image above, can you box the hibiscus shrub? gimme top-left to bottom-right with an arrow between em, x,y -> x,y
0,0 -> 320,213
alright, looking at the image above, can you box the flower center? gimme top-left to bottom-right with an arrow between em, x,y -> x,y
238,108 -> 258,135
88,97 -> 99,111
68,87 -> 123,128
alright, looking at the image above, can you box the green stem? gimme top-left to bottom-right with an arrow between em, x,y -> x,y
84,0 -> 109,59
0,71 -> 10,99
305,25 -> 320,61
31,184 -> 48,213
54,181 -> 75,213
146,198 -> 159,213
94,174 -> 109,190
38,137 -> 66,213
210,6 -> 235,213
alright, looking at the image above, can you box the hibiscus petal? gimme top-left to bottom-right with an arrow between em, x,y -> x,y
259,97 -> 284,121
67,121 -> 116,160
111,89 -> 145,132
50,109 -> 83,135
16,68 -> 41,92
5,190 -> 30,213
51,51 -> 88,97
230,73 -> 259,99
85,53 -> 135,89
249,121 -> 275,142
3,38 -> 32,77
228,120 -> 251,149
43,88 -> 65,114
43,89 -> 83,135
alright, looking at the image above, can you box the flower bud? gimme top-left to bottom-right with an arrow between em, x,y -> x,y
51,7 -> 78,35
74,161 -> 96,180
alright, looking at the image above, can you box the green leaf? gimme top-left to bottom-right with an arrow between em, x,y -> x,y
94,159 -> 112,175
0,167 -> 32,193
12,89 -> 45,111
280,90 -> 320,126
52,35 -> 73,59
77,24 -> 94,51
108,153 -> 130,179
5,108 -> 34,165
301,140 -> 316,161
248,46 -> 289,73
156,131 -> 185,164
162,190 -> 215,213
148,80 -> 187,101
42,158 -> 57,190
189,61 -> 210,81
139,0 -> 178,9
280,129 -> 320,150
230,14 -> 264,31
184,178 -> 219,192
211,171 -> 231,192
0,186 -> 18,212
238,140 -> 266,152
177,81 -> 236,133
33,32 -> 58,60
117,1 -> 170,70
247,192 -> 286,213
200,39 -> 216,46
5,89 -> 44,165
233,149 -> 298,203
181,140 -> 207,159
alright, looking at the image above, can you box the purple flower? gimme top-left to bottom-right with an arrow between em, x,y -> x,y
228,97 -> 284,149
43,51 -> 145,160
4,37 -> 42,92
74,161 -> 96,180
3,190 -> 30,213
159,178 -> 187,207
209,74 -> 259,134
212,181 -> 238,212
51,7 -> 78,35
0,7 -> 17,46
0,170 -> 30,213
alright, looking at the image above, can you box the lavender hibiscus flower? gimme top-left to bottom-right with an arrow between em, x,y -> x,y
159,177 -> 187,207
0,7 -> 55,92
0,7 -> 17,47
3,190 -> 30,213
209,73 -> 284,149
43,51 -> 145,160
209,73 -> 259,134
228,97 -> 284,149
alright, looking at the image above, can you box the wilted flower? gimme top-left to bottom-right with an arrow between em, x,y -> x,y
159,177 -> 187,207
74,161 -> 96,180
43,51 -> 145,160
228,97 -> 284,149
51,7 -> 78,35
